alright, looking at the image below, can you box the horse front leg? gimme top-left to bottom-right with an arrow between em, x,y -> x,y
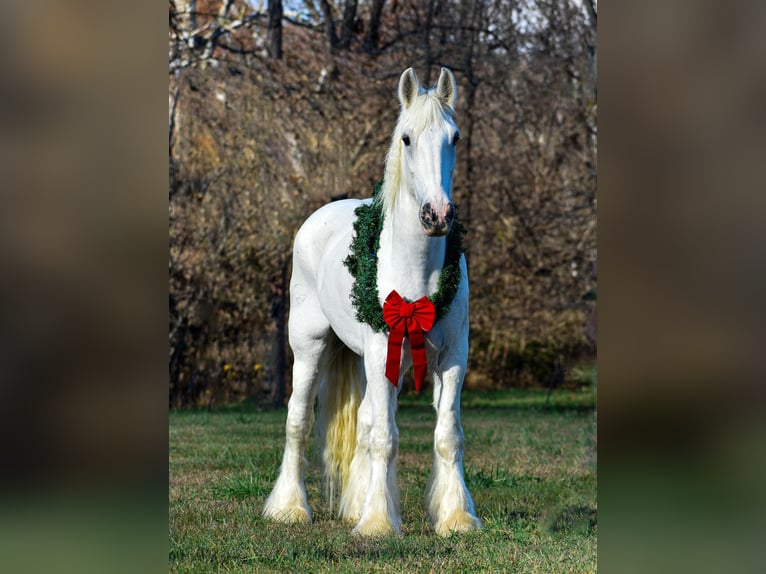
352,342 -> 401,536
427,343 -> 481,535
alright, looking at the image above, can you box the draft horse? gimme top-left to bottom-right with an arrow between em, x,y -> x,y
264,67 -> 481,536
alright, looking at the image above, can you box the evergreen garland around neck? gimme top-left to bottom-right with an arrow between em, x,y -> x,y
343,181 -> 466,333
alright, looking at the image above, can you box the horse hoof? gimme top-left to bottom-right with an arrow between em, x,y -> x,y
263,505 -> 311,524
353,513 -> 400,537
434,510 -> 481,536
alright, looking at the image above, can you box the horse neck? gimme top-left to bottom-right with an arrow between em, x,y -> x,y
377,187 -> 446,299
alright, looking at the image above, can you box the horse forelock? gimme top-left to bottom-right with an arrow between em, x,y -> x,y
398,90 -> 455,135
381,91 -> 455,214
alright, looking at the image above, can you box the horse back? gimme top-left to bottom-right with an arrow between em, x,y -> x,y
293,199 -> 371,288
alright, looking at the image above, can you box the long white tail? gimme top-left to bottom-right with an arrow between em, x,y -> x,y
315,344 -> 363,514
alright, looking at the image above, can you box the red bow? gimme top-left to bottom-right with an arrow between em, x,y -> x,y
383,290 -> 436,392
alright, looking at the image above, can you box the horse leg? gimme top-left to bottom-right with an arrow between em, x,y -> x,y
352,342 -> 401,536
263,318 -> 331,523
427,344 -> 481,535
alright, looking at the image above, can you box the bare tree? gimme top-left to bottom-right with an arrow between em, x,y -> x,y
169,0 -> 267,71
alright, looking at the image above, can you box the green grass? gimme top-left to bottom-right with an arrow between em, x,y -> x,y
170,387 -> 596,573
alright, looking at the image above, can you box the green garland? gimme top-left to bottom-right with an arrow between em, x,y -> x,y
344,182 -> 466,333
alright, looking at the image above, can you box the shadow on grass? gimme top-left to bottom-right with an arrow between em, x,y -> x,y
547,505 -> 598,536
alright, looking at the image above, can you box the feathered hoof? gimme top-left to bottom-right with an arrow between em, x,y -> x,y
263,504 -> 311,524
339,510 -> 362,525
338,497 -> 364,526
434,510 -> 481,536
352,513 -> 401,537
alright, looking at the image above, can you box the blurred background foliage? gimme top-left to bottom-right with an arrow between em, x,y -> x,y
168,0 -> 597,407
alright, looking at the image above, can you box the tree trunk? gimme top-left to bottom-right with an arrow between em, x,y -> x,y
363,0 -> 386,54
319,0 -> 339,49
457,0 -> 484,254
422,0 -> 438,84
268,0 -> 283,59
339,0 -> 358,49
270,257 -> 290,408
169,83 -> 180,159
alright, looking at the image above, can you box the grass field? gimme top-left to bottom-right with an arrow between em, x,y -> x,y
170,387 -> 597,573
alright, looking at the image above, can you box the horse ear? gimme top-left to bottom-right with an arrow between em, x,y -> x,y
398,68 -> 420,109
436,67 -> 458,109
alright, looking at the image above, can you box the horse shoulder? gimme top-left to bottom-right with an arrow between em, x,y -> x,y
293,199 -> 365,270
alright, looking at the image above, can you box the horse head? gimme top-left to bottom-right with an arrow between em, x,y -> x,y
394,67 -> 460,237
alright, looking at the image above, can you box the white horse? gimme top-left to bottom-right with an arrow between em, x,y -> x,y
263,67 -> 481,536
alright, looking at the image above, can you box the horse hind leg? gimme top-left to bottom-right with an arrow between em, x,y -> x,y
263,325 -> 332,524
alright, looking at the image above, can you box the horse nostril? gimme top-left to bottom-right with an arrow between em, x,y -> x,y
420,202 -> 436,224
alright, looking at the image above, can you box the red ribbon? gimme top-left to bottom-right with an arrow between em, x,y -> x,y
383,290 -> 436,392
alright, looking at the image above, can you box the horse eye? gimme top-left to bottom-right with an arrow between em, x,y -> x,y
402,135 -> 411,146
452,133 -> 461,145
